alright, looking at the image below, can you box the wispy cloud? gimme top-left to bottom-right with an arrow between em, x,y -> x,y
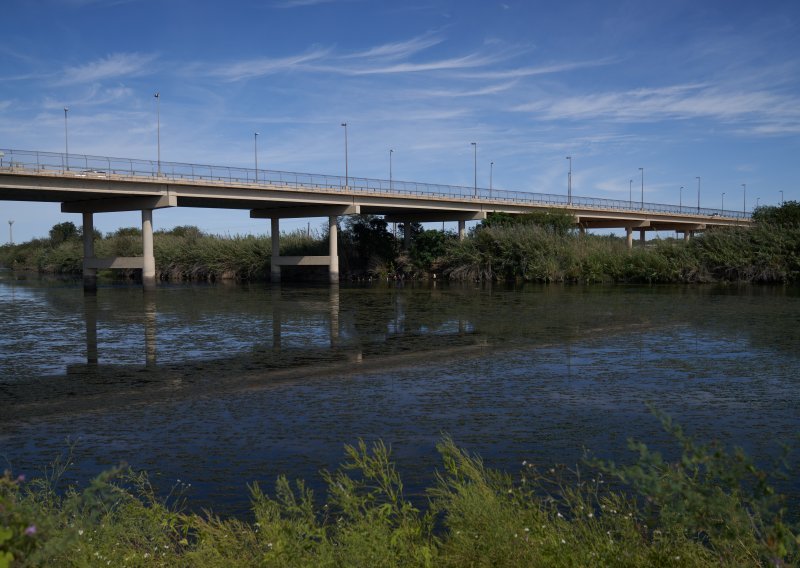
513,83 -> 800,131
60,52 -> 157,84
204,48 -> 331,81
460,57 -> 617,80
407,81 -> 517,98
342,33 -> 443,61
272,0 -> 355,8
341,52 -> 498,75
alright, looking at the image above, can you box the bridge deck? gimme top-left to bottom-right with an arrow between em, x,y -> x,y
0,148 -> 750,231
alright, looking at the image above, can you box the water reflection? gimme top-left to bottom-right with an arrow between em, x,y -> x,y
1,275 -> 798,517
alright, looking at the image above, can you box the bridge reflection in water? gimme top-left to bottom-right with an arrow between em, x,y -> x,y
5,284 -> 482,422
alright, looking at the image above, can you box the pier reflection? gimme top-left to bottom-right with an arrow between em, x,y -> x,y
4,284 -> 480,422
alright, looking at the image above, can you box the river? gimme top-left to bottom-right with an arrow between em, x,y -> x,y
1,272 -> 798,516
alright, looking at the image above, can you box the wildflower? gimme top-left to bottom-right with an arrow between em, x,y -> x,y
557,512 -> 563,518
588,513 -> 593,518
522,460 -> 527,466
524,528 -> 530,532
24,525 -> 36,536
561,539 -> 566,544
78,529 -> 84,536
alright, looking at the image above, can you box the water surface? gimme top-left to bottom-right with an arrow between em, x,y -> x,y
1,273 -> 798,515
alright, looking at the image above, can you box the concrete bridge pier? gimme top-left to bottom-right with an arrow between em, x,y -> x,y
142,209 -> 156,290
625,227 -> 634,250
63,194 -> 176,291
458,220 -> 466,241
328,216 -> 339,284
82,212 -> 97,293
639,229 -> 647,245
252,205 -> 358,284
271,217 -> 281,283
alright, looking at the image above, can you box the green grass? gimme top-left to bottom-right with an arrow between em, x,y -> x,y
2,412 -> 797,567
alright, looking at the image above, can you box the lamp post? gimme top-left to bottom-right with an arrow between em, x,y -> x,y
780,190 -> 784,204
254,132 -> 259,183
722,192 -> 725,213
629,179 -> 632,208
639,167 -> 644,210
64,107 -> 69,171
756,197 -> 760,209
389,148 -> 393,190
490,161 -> 494,196
679,186 -> 684,211
696,176 -> 701,214
154,92 -> 161,176
566,156 -> 572,204
742,183 -> 746,216
341,122 -> 348,189
471,142 -> 477,197
8,220 -> 13,245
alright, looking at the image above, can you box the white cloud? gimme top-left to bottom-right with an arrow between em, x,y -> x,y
341,52 -> 498,75
60,52 -> 157,85
204,48 -> 331,81
513,83 -> 800,134
342,33 -> 444,61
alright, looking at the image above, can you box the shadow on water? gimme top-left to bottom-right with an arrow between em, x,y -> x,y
1,272 -> 799,516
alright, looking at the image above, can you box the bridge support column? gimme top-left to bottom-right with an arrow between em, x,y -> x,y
82,212 -> 97,293
271,217 -> 281,283
142,209 -> 156,290
458,220 -> 466,241
625,227 -> 633,250
579,226 -> 586,236
639,229 -> 646,245
684,230 -> 691,242
329,216 -> 339,283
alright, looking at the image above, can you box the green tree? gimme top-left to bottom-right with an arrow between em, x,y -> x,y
48,222 -> 79,245
752,201 -> 800,226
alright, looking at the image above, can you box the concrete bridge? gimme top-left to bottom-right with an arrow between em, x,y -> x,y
0,148 -> 750,287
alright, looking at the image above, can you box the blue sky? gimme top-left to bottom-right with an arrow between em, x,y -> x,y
2,0 -> 799,242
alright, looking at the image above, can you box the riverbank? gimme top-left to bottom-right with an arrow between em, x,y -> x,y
2,419 -> 796,567
1,203 -> 798,283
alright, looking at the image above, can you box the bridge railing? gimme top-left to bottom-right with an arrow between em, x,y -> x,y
0,148 -> 750,219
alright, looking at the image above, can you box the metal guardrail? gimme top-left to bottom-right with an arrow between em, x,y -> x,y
0,148 -> 750,220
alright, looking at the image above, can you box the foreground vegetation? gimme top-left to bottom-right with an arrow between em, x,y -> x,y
1,202 -> 799,283
1,412 -> 797,567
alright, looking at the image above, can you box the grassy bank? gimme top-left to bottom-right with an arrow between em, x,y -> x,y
1,203 -> 799,283
440,222 -> 800,283
2,413 -> 797,567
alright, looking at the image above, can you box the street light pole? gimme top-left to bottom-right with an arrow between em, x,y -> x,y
639,167 -> 644,210
566,156 -> 572,204
8,220 -> 13,245
471,142 -> 477,197
154,92 -> 161,176
756,197 -> 760,208
780,190 -> 784,205
341,123 -> 348,189
629,179 -> 632,208
696,176 -> 701,214
64,107 -> 69,171
679,186 -> 683,210
254,132 -> 259,183
742,183 -> 746,215
389,149 -> 393,190
490,161 -> 494,197
722,192 -> 725,212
